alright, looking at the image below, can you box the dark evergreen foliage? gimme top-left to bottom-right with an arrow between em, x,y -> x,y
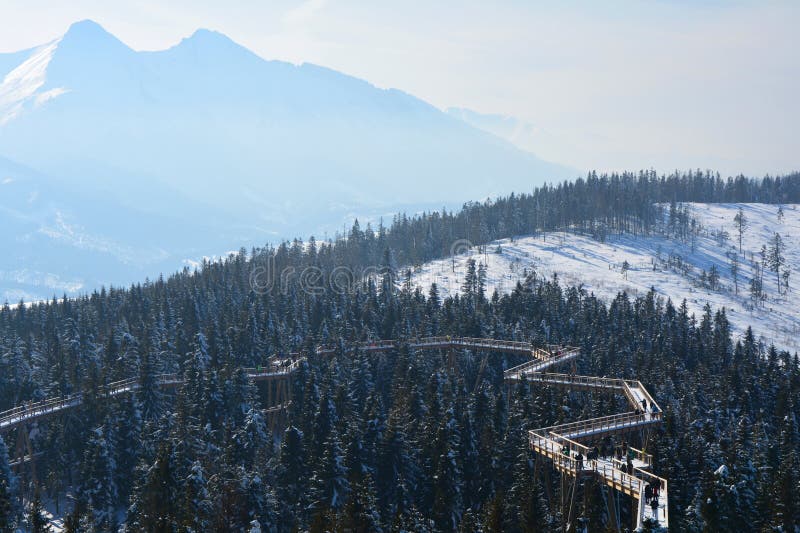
0,170 -> 798,531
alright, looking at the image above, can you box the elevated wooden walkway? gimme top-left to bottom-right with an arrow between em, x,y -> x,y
503,347 -> 667,531
315,336 -> 549,357
2,336 -> 667,530
0,359 -> 302,433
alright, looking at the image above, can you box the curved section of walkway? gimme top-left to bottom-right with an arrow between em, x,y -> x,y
503,346 -> 668,530
0,359 -> 302,433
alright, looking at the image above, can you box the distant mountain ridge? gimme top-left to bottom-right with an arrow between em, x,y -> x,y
446,107 -> 564,162
0,20 -> 574,302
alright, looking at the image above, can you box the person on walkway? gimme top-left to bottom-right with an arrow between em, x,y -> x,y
652,482 -> 659,499
622,441 -> 628,457
576,452 -> 583,471
641,398 -> 647,412
644,483 -> 652,504
651,495 -> 659,516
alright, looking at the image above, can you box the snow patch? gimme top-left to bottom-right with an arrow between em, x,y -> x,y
0,38 -> 62,125
34,86 -> 69,107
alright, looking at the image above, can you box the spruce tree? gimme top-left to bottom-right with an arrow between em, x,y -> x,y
0,480 -> 13,533
28,490 -> 51,533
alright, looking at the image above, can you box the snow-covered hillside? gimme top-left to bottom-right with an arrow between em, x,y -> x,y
407,203 -> 800,353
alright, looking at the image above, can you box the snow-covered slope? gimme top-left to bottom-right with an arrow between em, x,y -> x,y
408,203 -> 800,353
0,37 -> 68,125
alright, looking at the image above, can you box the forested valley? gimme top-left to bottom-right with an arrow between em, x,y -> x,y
1,170 -> 799,532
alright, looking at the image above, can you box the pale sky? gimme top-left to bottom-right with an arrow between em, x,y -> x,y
0,0 -> 797,177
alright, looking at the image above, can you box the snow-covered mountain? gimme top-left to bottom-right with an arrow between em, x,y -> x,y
0,20 -> 573,301
407,203 -> 800,353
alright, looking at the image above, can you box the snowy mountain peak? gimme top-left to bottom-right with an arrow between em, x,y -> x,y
166,27 -> 261,66
55,19 -> 133,59
55,19 -> 132,59
0,20 -> 134,125
183,28 -> 236,45
63,19 -> 113,40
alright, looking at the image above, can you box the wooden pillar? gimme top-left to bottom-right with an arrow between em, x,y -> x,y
566,475 -> 578,533
605,485 -> 621,533
13,423 -> 37,495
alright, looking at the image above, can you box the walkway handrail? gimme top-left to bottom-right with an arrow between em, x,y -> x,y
316,336 -> 565,358
624,380 -> 662,413
530,431 -> 644,492
535,411 -> 656,439
0,357 -> 305,433
513,372 -> 627,391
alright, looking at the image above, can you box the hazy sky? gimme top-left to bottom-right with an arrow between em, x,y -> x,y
0,0 -> 797,177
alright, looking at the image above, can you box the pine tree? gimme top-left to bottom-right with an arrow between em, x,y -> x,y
127,442 -> 178,532
431,408 -> 462,531
111,396 -> 142,501
310,431 -> 350,515
733,207 -> 748,255
181,461 -> 212,532
707,264 -> 719,290
28,490 -> 51,533
0,480 -> 13,533
463,259 -> 478,298
277,426 -> 306,525
377,411 -> 415,521
767,232 -> 785,295
728,253 -> 739,294
80,426 -> 118,530
0,435 -> 16,527
342,472 -> 382,532
770,401 -> 799,531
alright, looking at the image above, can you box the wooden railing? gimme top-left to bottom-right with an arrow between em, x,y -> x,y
504,349 -> 581,379
511,371 -> 625,391
0,358 -> 304,433
623,380 -> 662,413
536,411 -> 661,441
316,336 -> 564,358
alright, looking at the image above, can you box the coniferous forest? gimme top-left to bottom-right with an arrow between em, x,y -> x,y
1,171 -> 799,532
